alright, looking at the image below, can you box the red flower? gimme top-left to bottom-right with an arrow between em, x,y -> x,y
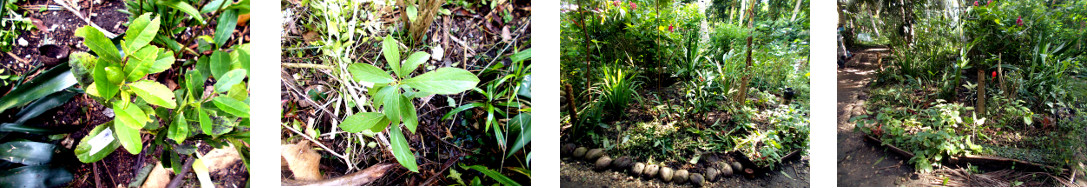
669,24 -> 674,32
613,1 -> 620,6
1017,16 -> 1023,26
974,1 -> 979,6
987,0 -> 993,5
630,2 -> 637,10
992,71 -> 997,78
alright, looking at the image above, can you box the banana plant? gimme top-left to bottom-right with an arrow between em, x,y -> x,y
339,35 -> 479,172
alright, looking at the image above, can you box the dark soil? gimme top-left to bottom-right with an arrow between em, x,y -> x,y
836,48 -> 914,186
280,0 -> 531,186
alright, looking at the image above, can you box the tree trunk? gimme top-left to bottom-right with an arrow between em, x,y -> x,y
398,0 -> 446,45
736,0 -> 757,102
790,0 -> 804,22
977,69 -> 987,116
580,2 -> 592,103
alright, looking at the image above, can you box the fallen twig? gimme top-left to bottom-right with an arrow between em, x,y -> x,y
165,157 -> 195,188
281,123 -> 351,170
282,163 -> 397,186
51,0 -> 117,38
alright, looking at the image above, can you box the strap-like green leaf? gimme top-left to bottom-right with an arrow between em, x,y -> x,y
402,68 -> 480,94
122,13 -> 161,54
338,112 -> 387,133
213,9 -> 238,47
441,102 -> 485,120
400,96 -> 418,134
74,122 -> 120,163
129,80 -> 177,109
123,46 -> 160,82
400,51 -> 430,77
210,50 -> 232,79
382,36 -> 402,78
389,127 -> 419,172
211,96 -> 249,118
213,69 -> 247,93
114,120 -> 143,154
0,63 -> 77,113
461,165 -> 521,186
348,63 -> 394,84
114,101 -> 149,130
0,166 -> 74,188
169,111 -> 188,143
507,113 -> 530,158
0,141 -> 56,165
157,0 -> 205,23
14,88 -> 78,124
75,26 -> 120,64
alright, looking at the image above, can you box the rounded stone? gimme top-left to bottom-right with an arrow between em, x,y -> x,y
731,161 -> 743,173
720,162 -> 734,177
706,168 -> 719,182
561,144 -> 576,157
659,167 -> 674,182
631,162 -> 646,177
690,173 -> 705,187
643,164 -> 660,179
584,148 -> 605,161
611,156 -> 633,171
675,169 -> 690,184
594,156 -> 613,171
572,147 -> 588,158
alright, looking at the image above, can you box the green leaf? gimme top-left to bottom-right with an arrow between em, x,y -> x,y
213,9 -> 238,47
68,52 -> 98,87
157,0 -> 205,23
510,48 -> 531,63
382,87 -> 402,128
213,69 -> 246,93
507,113 -> 530,158
200,0 -> 229,13
149,49 -> 175,74
441,102 -> 485,120
122,13 -> 161,53
114,120 -> 143,154
186,70 -> 206,99
169,111 -> 188,143
461,165 -> 520,186
129,80 -> 177,109
389,126 -> 418,172
406,5 -> 418,22
198,108 -> 212,134
371,85 -> 397,110
210,50 -> 232,79
0,166 -> 74,188
338,112 -> 388,133
0,63 -> 77,113
402,68 -> 480,94
382,36 -> 402,78
14,88 -> 77,124
400,96 -> 418,134
348,63 -> 394,84
400,52 -> 430,77
212,96 -> 249,118
74,122 -> 120,163
0,141 -> 57,165
75,26 -> 120,64
123,46 -> 160,82
114,101 -> 149,130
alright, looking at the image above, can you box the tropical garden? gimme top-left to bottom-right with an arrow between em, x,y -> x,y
839,0 -> 1087,186
0,0 -> 250,187
559,0 -> 810,187
279,0 -> 531,186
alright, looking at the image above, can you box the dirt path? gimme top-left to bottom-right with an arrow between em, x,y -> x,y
836,48 -> 915,186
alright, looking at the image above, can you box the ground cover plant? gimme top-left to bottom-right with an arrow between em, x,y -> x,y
280,0 -> 531,185
559,0 -> 810,187
839,0 -> 1087,186
0,0 -> 250,187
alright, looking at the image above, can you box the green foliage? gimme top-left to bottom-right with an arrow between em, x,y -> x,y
69,11 -> 250,179
342,35 -> 480,173
0,64 -> 79,187
595,62 -> 641,120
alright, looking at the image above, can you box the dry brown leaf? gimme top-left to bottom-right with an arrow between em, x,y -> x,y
141,162 -> 171,188
282,140 -> 323,181
202,147 -> 242,173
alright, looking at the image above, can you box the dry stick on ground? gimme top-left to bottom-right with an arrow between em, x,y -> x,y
283,163 -> 398,186
421,156 -> 462,185
164,158 -> 196,188
93,162 -> 102,187
51,0 -> 117,38
283,63 -> 335,70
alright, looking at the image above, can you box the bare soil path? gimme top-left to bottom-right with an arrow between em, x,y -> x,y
836,48 -> 915,186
